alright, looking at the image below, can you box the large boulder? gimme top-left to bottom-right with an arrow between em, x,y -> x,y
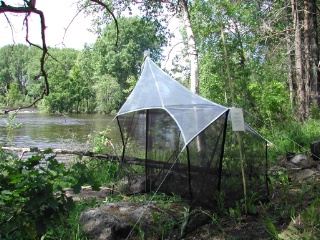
79,201 -> 179,240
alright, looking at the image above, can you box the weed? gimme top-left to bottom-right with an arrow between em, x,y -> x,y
243,192 -> 260,215
300,199 -> 320,233
215,191 -> 226,213
131,220 -> 145,240
150,210 -> 177,239
229,201 -> 242,222
179,207 -> 190,236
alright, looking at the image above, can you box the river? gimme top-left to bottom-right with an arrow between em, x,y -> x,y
0,109 -> 120,152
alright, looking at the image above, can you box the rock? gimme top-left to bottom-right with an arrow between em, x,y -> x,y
79,202 -> 177,240
290,154 -> 309,166
64,186 -> 113,201
290,168 -> 320,181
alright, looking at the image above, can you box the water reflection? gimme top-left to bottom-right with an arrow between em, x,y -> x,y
0,110 -> 119,150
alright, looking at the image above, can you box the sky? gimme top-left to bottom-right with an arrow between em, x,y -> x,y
0,0 -> 97,49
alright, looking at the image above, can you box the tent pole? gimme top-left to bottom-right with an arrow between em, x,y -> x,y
265,141 -> 270,198
145,110 -> 150,193
116,117 -> 126,165
186,145 -> 193,200
218,111 -> 229,192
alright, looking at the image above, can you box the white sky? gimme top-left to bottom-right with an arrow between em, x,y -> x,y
0,0 -> 97,49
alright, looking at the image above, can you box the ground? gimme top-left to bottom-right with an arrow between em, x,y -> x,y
67,161 -> 320,240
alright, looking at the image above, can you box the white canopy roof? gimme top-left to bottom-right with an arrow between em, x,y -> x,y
116,57 -> 229,146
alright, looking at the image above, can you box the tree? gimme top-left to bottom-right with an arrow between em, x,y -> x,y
0,0 -> 49,113
80,0 -> 200,93
93,75 -> 123,113
291,0 -> 306,121
304,0 -> 320,110
38,48 -> 79,113
286,0 -> 320,121
0,44 -> 44,108
6,82 -> 24,107
90,16 -> 166,91
73,16 -> 166,114
1,0 -> 320,123
0,0 -> 118,113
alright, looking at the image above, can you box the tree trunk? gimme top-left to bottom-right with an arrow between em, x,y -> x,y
291,0 -> 307,121
286,4 -> 295,111
181,0 -> 199,94
180,0 -> 206,160
308,0 -> 320,107
303,0 -> 310,118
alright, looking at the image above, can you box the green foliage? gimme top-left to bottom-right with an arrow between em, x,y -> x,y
265,119 -> 320,160
263,216 -> 282,239
0,16 -> 165,114
6,82 -> 24,107
93,75 -> 123,114
300,199 -> 320,233
179,206 -> 190,236
228,202 -> 242,223
39,48 -> 79,113
89,16 -> 166,97
0,44 -> 40,108
0,149 -> 75,239
2,112 -> 22,143
190,0 -> 292,127
0,146 -> 112,239
73,158 -> 119,187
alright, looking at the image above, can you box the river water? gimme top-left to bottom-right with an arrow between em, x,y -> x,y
0,109 -> 120,151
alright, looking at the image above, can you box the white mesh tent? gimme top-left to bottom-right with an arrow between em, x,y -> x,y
117,57 -> 229,147
115,57 -> 268,206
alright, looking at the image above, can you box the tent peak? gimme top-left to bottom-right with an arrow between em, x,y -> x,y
144,50 -> 150,58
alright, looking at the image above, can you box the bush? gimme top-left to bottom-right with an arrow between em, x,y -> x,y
0,148 -> 77,239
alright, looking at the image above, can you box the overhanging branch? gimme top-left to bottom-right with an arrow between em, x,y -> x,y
0,1 -> 49,114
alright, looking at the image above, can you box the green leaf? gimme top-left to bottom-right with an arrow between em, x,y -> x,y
1,190 -> 13,195
30,147 -> 39,152
288,225 -> 299,233
43,148 -> 53,154
1,170 -> 9,177
278,233 -> 287,239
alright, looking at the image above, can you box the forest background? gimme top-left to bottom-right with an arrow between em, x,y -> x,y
1,0 -> 320,154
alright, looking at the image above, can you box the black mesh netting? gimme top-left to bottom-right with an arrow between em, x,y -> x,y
113,57 -> 268,207
116,109 -> 268,207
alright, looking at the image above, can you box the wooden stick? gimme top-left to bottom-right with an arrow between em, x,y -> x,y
1,146 -> 218,174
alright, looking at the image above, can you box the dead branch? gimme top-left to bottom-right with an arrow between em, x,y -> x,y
1,146 -> 218,174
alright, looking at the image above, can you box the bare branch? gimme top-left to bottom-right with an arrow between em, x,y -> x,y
58,4 -> 96,48
0,1 -> 49,114
3,89 -> 46,114
164,41 -> 184,66
89,0 -> 119,46
3,13 -> 16,44
1,0 -> 120,114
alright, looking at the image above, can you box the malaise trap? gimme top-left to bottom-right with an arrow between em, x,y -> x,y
115,56 -> 269,207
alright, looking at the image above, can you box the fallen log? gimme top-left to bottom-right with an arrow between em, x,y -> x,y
1,146 -> 218,174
